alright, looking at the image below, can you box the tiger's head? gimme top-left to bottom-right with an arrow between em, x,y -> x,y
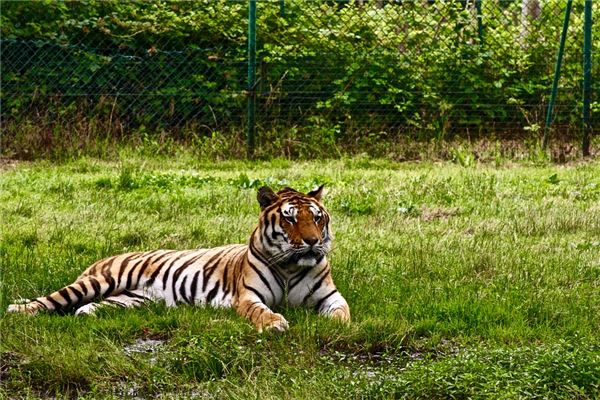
253,185 -> 332,269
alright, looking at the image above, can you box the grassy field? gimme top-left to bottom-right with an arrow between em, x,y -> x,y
1,152 -> 599,399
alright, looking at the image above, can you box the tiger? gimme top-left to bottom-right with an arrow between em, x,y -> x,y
7,185 -> 350,332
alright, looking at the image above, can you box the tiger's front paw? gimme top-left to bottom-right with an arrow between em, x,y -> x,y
330,307 -> 351,323
258,312 -> 289,333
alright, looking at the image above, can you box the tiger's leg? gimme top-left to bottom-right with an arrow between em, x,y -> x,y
234,275 -> 288,333
235,297 -> 289,333
75,289 -> 152,316
314,290 -> 350,322
307,274 -> 351,322
7,274 -> 120,315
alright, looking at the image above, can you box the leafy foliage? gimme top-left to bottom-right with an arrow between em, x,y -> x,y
1,0 -> 597,158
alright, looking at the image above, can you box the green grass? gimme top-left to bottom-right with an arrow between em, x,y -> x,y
1,153 -> 599,399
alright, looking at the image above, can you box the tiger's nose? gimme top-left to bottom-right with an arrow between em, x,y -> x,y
304,237 -> 318,246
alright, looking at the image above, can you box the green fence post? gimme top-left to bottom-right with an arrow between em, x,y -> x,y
280,0 -> 285,17
582,0 -> 592,157
476,0 -> 483,44
247,0 -> 257,157
543,0 -> 573,150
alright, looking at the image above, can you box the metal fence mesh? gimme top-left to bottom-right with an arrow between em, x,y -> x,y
1,1 -> 248,142
2,39 -> 246,128
255,0 -> 596,137
1,0 -> 597,153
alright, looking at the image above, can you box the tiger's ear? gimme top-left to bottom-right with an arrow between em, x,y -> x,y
257,186 -> 279,210
307,184 -> 325,201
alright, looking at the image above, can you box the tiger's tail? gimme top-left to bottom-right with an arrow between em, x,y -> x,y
7,274 -> 120,315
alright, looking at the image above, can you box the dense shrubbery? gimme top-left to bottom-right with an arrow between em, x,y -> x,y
1,0 -> 596,158
258,0 -> 593,136
1,1 -> 248,135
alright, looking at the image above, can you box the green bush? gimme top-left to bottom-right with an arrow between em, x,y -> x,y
1,0 -> 596,158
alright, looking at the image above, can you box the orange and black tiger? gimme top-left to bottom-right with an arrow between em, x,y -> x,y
8,185 -> 350,332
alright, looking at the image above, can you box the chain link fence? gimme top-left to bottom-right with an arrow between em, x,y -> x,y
257,0 -> 595,138
1,0 -> 596,157
1,1 -> 248,147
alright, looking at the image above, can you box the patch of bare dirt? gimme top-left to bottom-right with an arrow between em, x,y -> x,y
0,158 -> 20,171
420,206 -> 460,221
0,351 -> 23,382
